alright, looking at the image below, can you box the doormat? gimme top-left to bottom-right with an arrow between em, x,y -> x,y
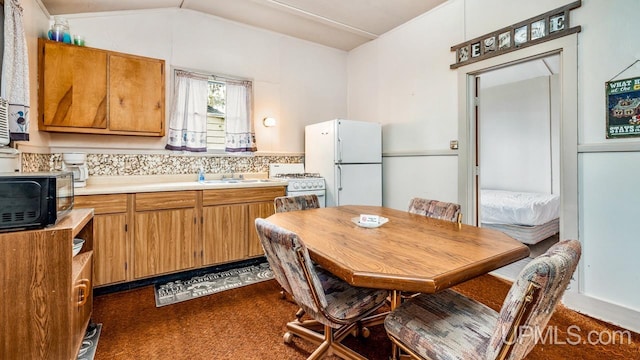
77,323 -> 102,360
154,262 -> 274,307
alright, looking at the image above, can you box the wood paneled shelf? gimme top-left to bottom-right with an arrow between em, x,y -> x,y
0,208 -> 94,360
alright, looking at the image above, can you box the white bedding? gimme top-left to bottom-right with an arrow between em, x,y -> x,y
482,219 -> 559,245
480,189 -> 560,226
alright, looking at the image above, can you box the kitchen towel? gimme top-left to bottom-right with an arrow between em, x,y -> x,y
2,0 -> 30,141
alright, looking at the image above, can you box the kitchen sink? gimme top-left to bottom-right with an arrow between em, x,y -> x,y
199,179 -> 279,184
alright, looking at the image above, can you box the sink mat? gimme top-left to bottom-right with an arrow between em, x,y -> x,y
153,262 -> 273,307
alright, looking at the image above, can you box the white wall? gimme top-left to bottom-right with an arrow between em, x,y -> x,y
382,155 -> 458,210
25,8 -> 348,153
348,0 -> 463,211
479,76 -> 552,194
579,152 -> 640,312
348,0 -> 640,331
572,0 -> 640,321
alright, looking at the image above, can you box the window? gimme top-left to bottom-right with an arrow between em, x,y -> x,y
168,69 -> 255,153
207,81 -> 226,151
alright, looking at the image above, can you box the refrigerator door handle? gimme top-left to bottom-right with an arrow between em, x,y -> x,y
337,137 -> 343,163
337,165 -> 342,204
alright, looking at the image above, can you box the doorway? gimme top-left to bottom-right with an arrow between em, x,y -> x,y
476,55 -> 561,279
456,35 -> 579,283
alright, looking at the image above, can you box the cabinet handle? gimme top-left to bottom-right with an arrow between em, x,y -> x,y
75,279 -> 91,307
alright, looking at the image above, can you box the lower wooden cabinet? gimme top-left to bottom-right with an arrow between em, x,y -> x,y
75,194 -> 128,286
202,204 -> 247,265
247,201 -> 277,256
133,191 -> 198,279
134,208 -> 197,278
93,214 -> 127,285
202,187 -> 285,266
75,186 -> 285,286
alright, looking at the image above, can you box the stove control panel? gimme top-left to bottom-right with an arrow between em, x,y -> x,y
289,178 -> 325,190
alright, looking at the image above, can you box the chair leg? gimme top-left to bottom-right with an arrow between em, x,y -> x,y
285,321 -> 369,360
296,307 -> 306,321
307,336 -> 331,360
286,320 -> 324,345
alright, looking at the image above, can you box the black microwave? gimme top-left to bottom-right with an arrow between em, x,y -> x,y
0,171 -> 74,232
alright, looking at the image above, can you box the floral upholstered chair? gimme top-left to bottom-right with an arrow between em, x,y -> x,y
274,194 -> 320,213
384,239 -> 581,360
408,197 -> 462,223
255,218 -> 388,360
273,194 -> 321,315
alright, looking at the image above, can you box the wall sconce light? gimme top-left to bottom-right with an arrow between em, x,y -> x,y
263,117 -> 277,127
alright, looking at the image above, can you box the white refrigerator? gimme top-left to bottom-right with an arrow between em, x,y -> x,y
305,119 -> 382,207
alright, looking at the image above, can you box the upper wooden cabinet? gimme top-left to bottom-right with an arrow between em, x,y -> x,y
109,54 -> 164,133
38,39 -> 165,136
40,41 -> 107,129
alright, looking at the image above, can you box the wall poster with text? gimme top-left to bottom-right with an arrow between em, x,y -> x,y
606,76 -> 640,138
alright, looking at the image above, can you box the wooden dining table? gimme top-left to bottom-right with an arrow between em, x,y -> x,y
266,205 -> 530,297
266,205 -> 530,359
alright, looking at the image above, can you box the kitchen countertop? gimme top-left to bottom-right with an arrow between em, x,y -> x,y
74,173 -> 288,196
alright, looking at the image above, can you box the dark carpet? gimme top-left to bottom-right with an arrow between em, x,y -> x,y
92,275 -> 639,359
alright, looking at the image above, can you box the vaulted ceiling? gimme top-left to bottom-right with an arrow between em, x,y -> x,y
39,0 -> 448,51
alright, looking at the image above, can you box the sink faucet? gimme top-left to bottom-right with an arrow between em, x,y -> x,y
222,173 -> 244,180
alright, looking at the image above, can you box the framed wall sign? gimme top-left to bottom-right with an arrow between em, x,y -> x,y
498,31 -> 511,50
549,14 -> 566,33
530,19 -> 546,40
606,76 -> 640,138
450,1 -> 581,69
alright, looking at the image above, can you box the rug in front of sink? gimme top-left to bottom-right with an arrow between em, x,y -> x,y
154,262 -> 273,307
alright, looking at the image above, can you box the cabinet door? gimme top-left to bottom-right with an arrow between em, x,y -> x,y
71,251 -> 93,356
247,201 -> 275,257
75,194 -> 129,286
41,40 -> 107,128
94,214 -> 127,286
134,208 -> 196,278
202,204 -> 247,265
109,54 -> 165,134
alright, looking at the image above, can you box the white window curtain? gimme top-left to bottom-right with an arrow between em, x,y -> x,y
1,0 -> 30,141
225,80 -> 256,152
165,70 -> 208,152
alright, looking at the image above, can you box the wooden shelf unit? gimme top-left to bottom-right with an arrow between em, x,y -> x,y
0,208 -> 94,360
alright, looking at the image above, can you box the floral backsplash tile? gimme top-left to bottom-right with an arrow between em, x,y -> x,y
21,153 -> 303,176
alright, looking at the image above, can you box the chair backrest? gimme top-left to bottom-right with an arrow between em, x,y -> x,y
274,194 -> 320,213
255,218 -> 328,321
486,239 -> 582,360
408,197 -> 462,223
254,218 -> 294,295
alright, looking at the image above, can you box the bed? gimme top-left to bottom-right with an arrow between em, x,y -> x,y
480,189 -> 560,245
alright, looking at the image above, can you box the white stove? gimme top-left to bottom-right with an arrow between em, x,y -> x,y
269,164 -> 326,207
